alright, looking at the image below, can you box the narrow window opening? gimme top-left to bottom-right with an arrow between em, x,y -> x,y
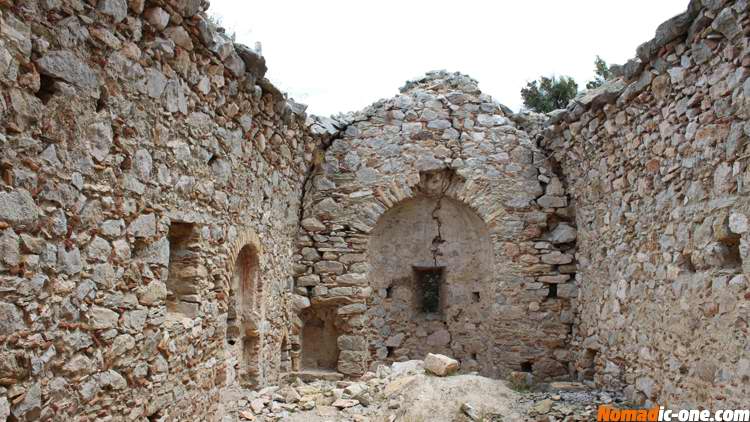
547,283 -> 558,299
521,361 -> 533,373
472,292 -> 481,303
413,266 -> 444,314
387,346 -> 395,358
167,222 -> 200,316
471,352 -> 478,360
385,285 -> 393,299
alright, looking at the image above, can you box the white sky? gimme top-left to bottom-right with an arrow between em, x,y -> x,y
209,0 -> 687,116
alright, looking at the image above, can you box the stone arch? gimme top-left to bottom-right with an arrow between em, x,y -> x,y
225,229 -> 264,388
349,169 -> 501,234
368,189 -> 495,370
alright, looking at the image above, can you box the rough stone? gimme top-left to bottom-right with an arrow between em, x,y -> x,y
424,353 -> 460,376
0,190 -> 40,226
36,50 -> 99,93
98,0 -> 128,22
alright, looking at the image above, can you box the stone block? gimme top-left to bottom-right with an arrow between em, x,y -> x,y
424,353 -> 459,377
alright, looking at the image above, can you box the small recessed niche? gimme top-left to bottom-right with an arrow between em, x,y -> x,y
472,292 -> 481,303
35,74 -> 58,104
167,222 -> 200,315
413,266 -> 445,314
521,361 -> 533,373
718,235 -> 742,269
547,283 -> 558,299
385,285 -> 394,299
471,352 -> 478,360
387,346 -> 395,358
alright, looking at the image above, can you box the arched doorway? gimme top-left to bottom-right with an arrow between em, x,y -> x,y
227,244 -> 261,387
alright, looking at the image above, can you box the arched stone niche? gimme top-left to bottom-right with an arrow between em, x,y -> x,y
368,188 -> 495,370
225,229 -> 265,388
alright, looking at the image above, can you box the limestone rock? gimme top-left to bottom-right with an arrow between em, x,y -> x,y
424,353 -> 459,377
0,190 -> 40,226
98,0 -> 128,22
168,0 -> 202,17
144,7 -> 170,30
301,218 -> 326,232
36,50 -> 99,93
236,44 -> 267,79
0,302 -> 25,335
548,224 -> 576,244
729,212 -> 748,234
332,398 -> 359,409
0,397 -> 9,421
88,306 -> 119,330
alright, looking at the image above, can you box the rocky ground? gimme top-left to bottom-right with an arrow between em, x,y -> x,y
219,357 -> 627,422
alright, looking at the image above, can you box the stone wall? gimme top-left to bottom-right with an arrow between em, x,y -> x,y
3,0 -> 747,416
540,0 -> 750,408
292,71 -> 578,381
0,0 -> 338,420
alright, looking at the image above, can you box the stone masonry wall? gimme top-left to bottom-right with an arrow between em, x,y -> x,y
293,71 -> 578,381
0,0 -> 338,420
541,0 -> 750,408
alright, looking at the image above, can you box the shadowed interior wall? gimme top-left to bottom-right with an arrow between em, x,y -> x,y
300,305 -> 341,370
368,196 -> 494,369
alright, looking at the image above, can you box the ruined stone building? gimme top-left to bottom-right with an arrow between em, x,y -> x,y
0,0 -> 748,419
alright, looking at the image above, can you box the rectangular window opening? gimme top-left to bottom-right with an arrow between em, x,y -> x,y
413,266 -> 445,314
547,283 -> 558,299
167,222 -> 199,316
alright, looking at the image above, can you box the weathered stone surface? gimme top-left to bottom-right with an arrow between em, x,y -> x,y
0,302 -> 25,335
165,26 -> 193,50
548,224 -> 576,244
301,217 -> 326,232
144,7 -> 170,30
88,306 -> 119,329
168,0 -> 202,17
36,50 -> 99,93
128,214 -> 156,238
424,353 -> 459,376
236,44 -> 268,79
98,0 -> 128,22
538,1 -> 750,406
0,189 -> 39,226
2,0 -> 747,417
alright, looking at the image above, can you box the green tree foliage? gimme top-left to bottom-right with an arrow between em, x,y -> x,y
520,75 -> 578,113
586,56 -> 612,89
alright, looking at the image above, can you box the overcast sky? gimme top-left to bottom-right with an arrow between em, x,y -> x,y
209,0 -> 687,116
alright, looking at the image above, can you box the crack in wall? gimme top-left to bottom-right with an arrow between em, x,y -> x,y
295,127 -> 348,235
429,171 -> 454,267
